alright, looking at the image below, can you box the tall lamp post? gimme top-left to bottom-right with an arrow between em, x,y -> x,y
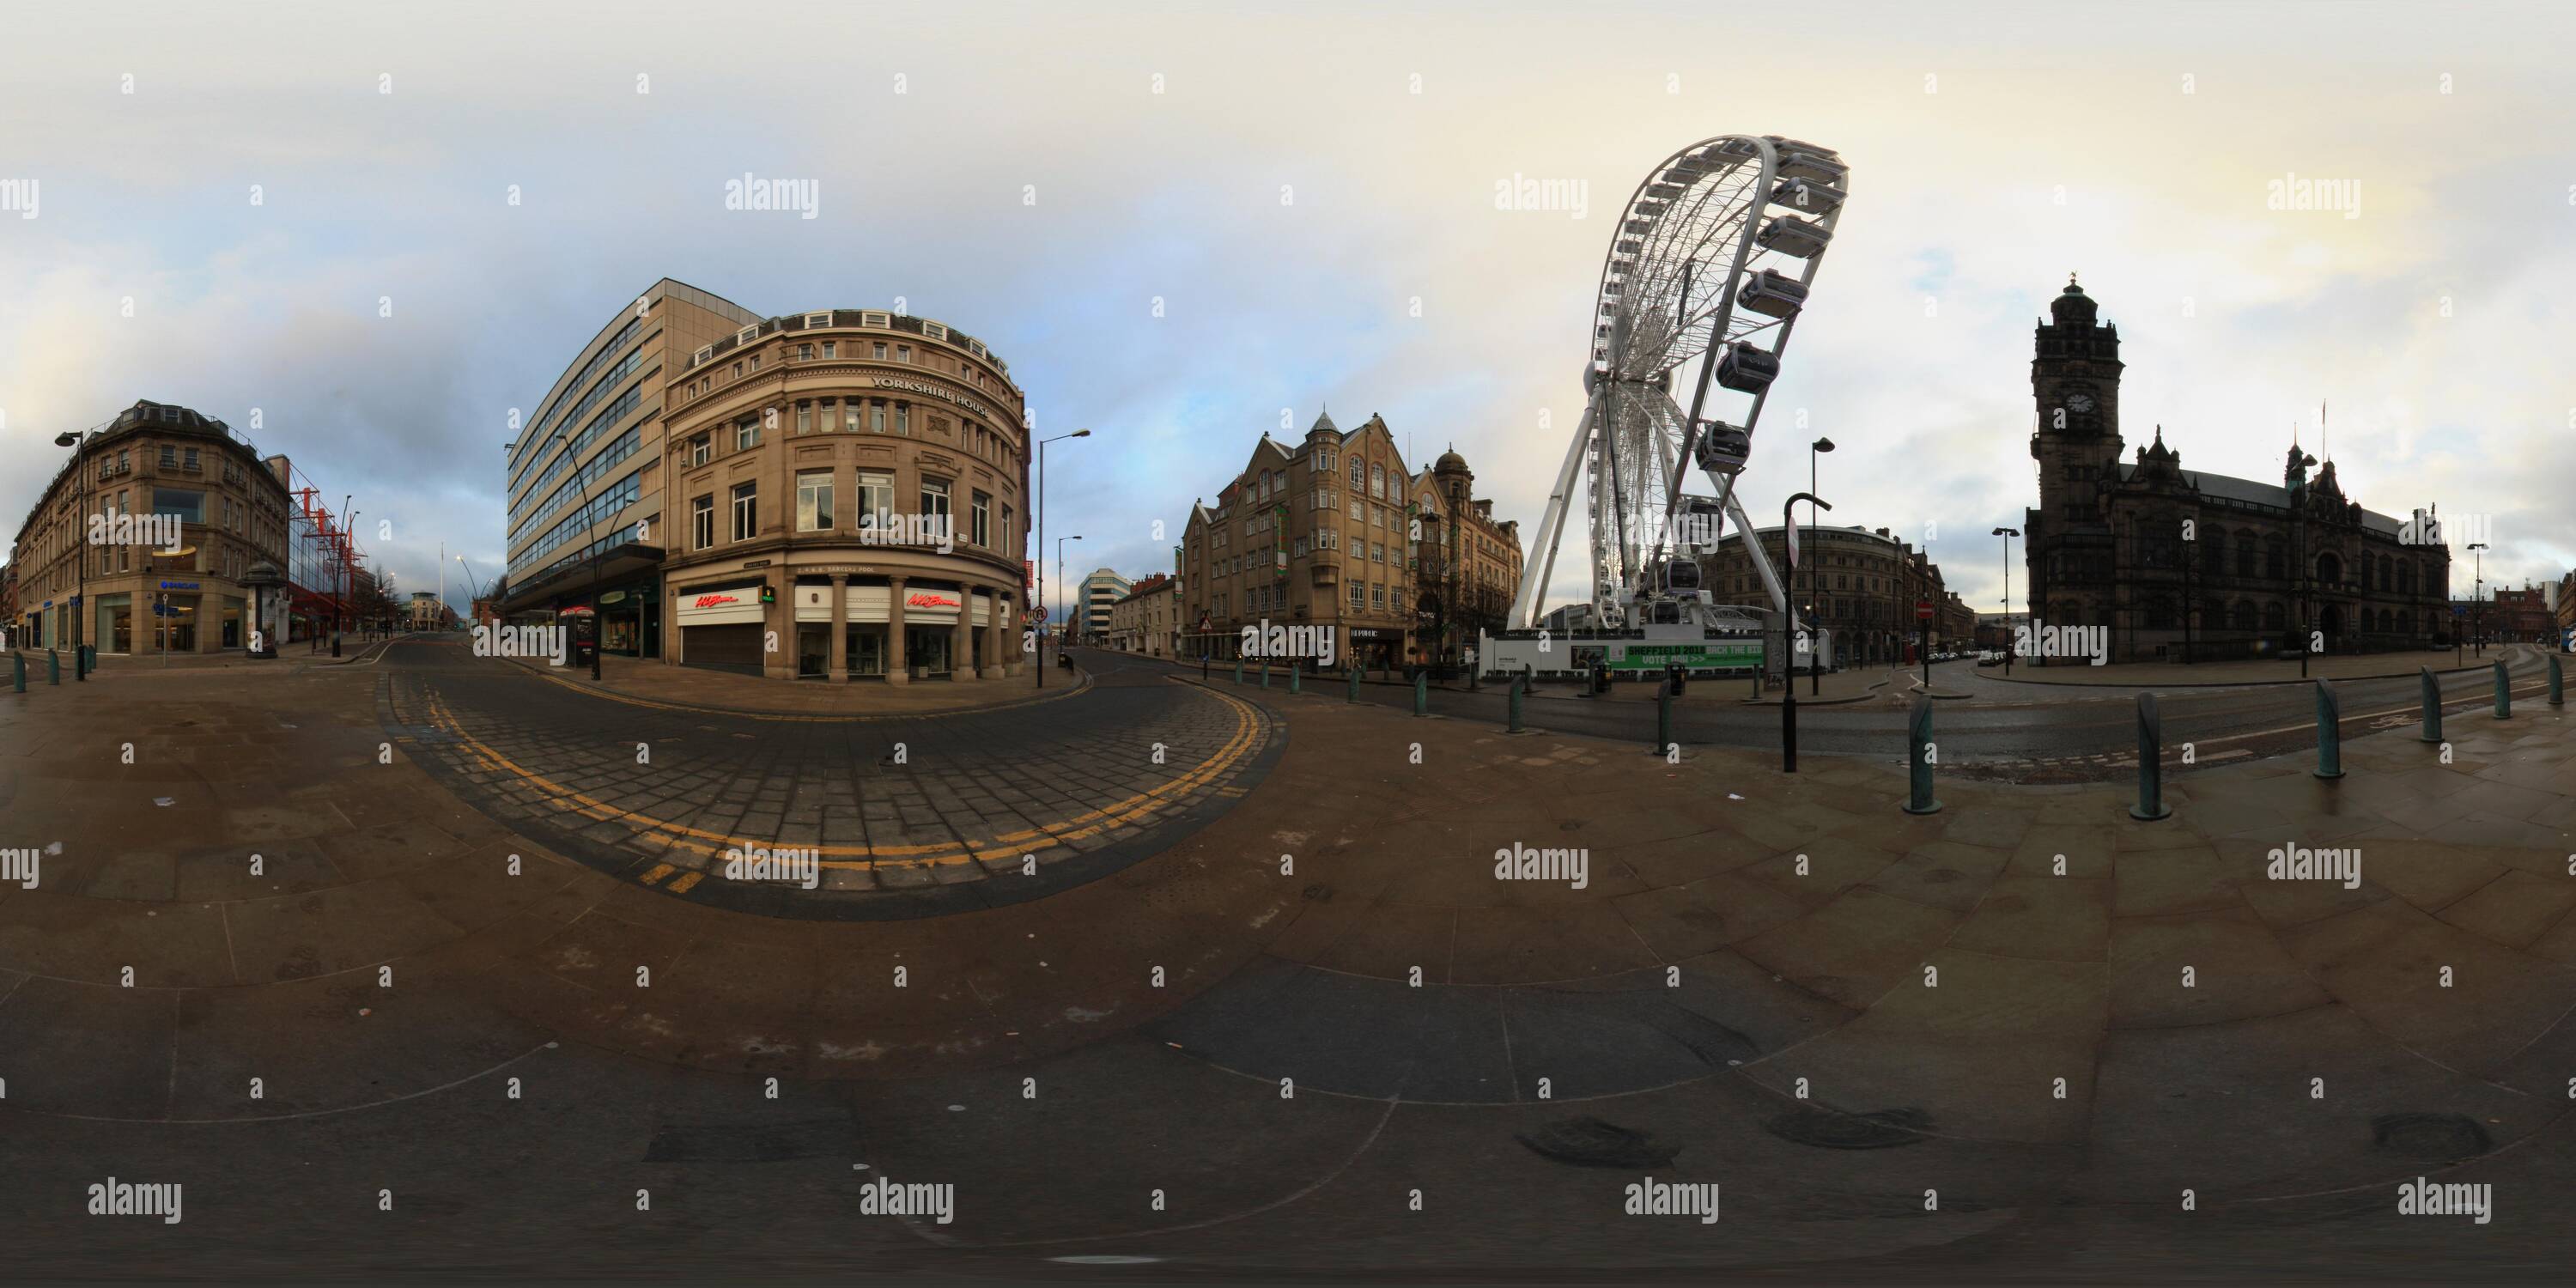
1807,436 -> 1834,695
1057,535 -> 1083,650
2463,544 -> 2483,665
51,429 -> 91,679
1993,526 -> 2020,677
1035,428 -> 1091,687
455,555 -> 483,627
1783,491 -> 1830,774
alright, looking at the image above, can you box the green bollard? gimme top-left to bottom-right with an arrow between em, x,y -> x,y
1289,660 -> 1300,695
2419,667 -> 2442,744
2550,654 -> 2564,708
1233,659 -> 1242,684
2313,678 -> 2343,780
11,651 -> 22,693
1261,660 -> 1271,689
1413,671 -> 1428,716
48,648 -> 62,685
1653,685 -> 1674,756
2130,692 -> 2172,820
1347,665 -> 1359,702
1508,676 -> 1526,733
2494,659 -> 2511,720
1902,694 -> 1941,814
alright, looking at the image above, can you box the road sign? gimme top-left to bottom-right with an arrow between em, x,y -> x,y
1916,601 -> 1932,620
1032,606 -> 1049,623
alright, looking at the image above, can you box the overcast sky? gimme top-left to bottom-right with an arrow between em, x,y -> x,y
3,0 -> 2570,618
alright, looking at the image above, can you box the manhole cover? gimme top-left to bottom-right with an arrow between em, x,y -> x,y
2372,1112 -> 2491,1160
1765,1106 -> 1930,1150
1515,1116 -> 1679,1169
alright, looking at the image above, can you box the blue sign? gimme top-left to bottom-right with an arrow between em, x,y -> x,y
159,580 -> 200,591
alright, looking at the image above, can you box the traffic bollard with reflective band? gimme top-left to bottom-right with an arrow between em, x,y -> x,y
2313,678 -> 2343,780
2494,659 -> 2511,720
1413,671 -> 1429,716
49,648 -> 61,685
1902,694 -> 1941,815
1654,687 -> 1674,756
1508,676 -> 1526,733
1289,660 -> 1300,695
2130,692 -> 2172,820
2550,654 -> 2564,707
2420,667 -> 2442,744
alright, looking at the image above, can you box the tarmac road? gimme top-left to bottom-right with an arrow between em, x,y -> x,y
1152,645 -> 2561,781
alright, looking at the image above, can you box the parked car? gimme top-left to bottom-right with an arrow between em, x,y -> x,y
1976,650 -> 2005,667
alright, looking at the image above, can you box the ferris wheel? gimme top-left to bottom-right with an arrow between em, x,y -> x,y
1509,134 -> 1849,629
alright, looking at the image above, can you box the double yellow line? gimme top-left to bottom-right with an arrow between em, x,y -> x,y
416,680 -> 1262,876
514,658 -> 1092,722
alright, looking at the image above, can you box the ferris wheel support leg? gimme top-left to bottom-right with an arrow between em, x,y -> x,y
1510,389 -> 1604,629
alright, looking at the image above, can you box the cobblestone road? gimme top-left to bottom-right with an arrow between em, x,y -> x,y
380,638 -> 1280,918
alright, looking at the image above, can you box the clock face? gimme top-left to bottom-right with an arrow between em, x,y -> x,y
2065,392 -> 2095,413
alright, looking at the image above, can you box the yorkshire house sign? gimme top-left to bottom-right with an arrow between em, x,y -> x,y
872,376 -> 1006,426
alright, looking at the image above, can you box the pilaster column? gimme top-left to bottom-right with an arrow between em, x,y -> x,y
979,586 -> 1000,677
887,575 -> 909,684
951,585 -> 971,682
828,575 -> 848,681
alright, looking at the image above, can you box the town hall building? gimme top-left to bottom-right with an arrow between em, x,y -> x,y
2023,276 -> 2451,664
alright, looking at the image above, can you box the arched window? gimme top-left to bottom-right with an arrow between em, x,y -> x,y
2263,601 -> 2287,632
2264,533 -> 2287,579
2232,601 -> 2257,633
2377,555 -> 2391,592
2202,527 -> 2225,572
2315,551 -> 2341,586
2236,529 -> 2257,577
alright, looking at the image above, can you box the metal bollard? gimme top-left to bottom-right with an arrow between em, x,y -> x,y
2494,659 -> 2511,720
2419,667 -> 2442,744
1413,671 -> 1429,716
2313,678 -> 2343,780
49,648 -> 62,685
1289,660 -> 1300,695
1233,659 -> 1242,684
11,651 -> 23,692
1347,665 -> 1359,702
2129,692 -> 2172,820
1653,686 -> 1674,756
1261,660 -> 1271,689
1201,655 -> 1208,682
1508,676 -> 1526,733
1902,693 -> 1941,814
2551,654 -> 2565,708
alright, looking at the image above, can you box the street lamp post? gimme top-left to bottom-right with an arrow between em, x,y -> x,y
1993,526 -> 2020,677
1057,535 -> 1082,653
51,430 -> 89,679
1808,437 -> 1834,695
1783,492 -> 1830,774
1036,428 -> 1092,688
2463,546 -> 2483,665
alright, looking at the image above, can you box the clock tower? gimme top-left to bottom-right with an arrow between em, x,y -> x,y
2025,275 -> 2126,641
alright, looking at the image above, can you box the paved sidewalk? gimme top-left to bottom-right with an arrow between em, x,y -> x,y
1995,646 -> 2512,687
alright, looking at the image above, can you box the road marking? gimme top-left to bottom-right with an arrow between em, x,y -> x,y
668,871 -> 706,894
417,680 -> 1263,872
639,863 -> 676,886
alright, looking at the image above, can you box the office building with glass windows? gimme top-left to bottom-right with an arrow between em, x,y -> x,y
504,279 -> 1032,682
